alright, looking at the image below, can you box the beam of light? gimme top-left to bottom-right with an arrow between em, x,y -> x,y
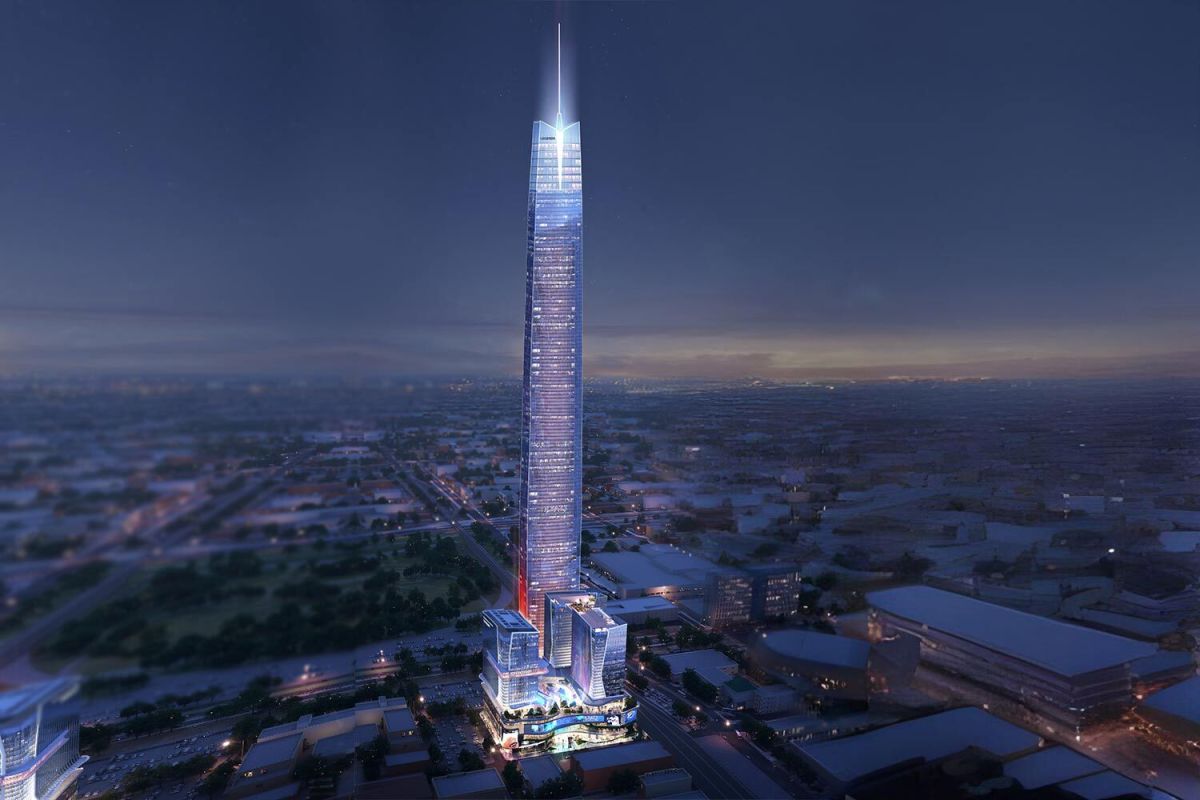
556,22 -> 564,189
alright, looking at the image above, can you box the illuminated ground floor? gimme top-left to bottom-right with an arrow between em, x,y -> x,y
481,674 -> 639,755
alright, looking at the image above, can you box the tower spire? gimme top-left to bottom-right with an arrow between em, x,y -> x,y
556,23 -> 563,130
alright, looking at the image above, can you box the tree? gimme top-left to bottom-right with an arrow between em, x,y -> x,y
608,768 -> 640,794
458,749 -> 485,771
535,772 -> 583,799
503,760 -> 526,797
681,668 -> 718,704
602,540 -> 619,553
649,656 -> 671,680
198,761 -> 235,798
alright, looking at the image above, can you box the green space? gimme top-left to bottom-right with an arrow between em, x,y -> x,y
0,560 -> 111,638
37,531 -> 497,673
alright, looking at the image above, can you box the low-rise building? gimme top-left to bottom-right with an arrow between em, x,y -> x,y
869,585 -> 1157,729
638,768 -> 693,797
659,649 -> 737,682
229,733 -> 304,798
431,767 -> 507,799
605,596 -> 679,626
1134,674 -> 1200,749
794,707 -> 1042,795
569,740 -> 674,794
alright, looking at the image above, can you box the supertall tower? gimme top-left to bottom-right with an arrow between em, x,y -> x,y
517,24 -> 584,647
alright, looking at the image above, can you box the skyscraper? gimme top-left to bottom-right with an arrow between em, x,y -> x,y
478,26 -> 635,756
517,25 -> 584,648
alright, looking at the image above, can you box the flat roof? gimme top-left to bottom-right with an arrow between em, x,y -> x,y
385,750 -> 432,766
661,649 -> 737,675
575,606 -> 622,630
605,596 -> 677,613
590,544 -> 737,591
1129,650 -> 1196,680
724,675 -> 756,693
757,628 -> 870,670
431,768 -> 505,798
236,783 -> 301,800
1057,770 -> 1150,799
572,740 -> 670,770
0,678 -> 74,720
1141,674 -> 1200,724
241,733 -> 303,772
516,754 -> 562,787
483,608 -> 536,632
384,707 -> 416,732
798,707 -> 1041,784
868,586 -> 1156,677
1003,746 -> 1105,789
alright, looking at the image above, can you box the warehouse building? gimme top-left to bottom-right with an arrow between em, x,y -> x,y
868,586 -> 1157,729
795,707 -> 1041,795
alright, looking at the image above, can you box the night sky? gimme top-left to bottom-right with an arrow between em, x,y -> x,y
2,1 -> 1198,379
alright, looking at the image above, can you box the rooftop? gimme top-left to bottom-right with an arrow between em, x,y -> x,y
574,606 -> 622,631
0,678 -> 75,721
868,586 -> 1156,677
431,767 -> 505,798
384,707 -> 416,733
797,707 -> 1041,784
1002,746 -> 1105,789
1129,650 -> 1196,680
590,544 -> 737,591
516,753 -> 562,787
605,595 -> 677,614
571,739 -> 670,770
1056,770 -> 1151,799
240,733 -> 303,772
756,628 -> 870,670
661,649 -> 737,676
385,750 -> 432,766
484,608 -> 537,633
1140,674 -> 1200,724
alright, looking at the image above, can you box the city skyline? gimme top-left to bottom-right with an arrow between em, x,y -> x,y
2,1 -> 1198,380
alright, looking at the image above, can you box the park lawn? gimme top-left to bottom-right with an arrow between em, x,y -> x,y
35,535 -> 491,675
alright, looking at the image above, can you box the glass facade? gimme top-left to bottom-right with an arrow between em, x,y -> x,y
481,609 -> 547,710
544,591 -> 597,669
518,117 -> 584,646
570,607 -> 627,705
0,678 -> 85,800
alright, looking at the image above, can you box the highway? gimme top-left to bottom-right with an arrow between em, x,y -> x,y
631,689 -> 751,800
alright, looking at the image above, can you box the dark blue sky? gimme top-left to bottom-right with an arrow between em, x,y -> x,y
2,1 -> 1198,379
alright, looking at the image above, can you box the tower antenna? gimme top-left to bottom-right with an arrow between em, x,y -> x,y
556,23 -> 563,128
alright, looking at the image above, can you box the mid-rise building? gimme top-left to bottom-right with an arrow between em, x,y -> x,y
545,590 -> 598,668
570,606 -> 627,704
747,564 -> 805,620
481,608 -> 548,711
705,572 -> 753,628
0,678 -> 87,800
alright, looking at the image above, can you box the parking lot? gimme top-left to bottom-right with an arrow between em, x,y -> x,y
80,730 -> 231,799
